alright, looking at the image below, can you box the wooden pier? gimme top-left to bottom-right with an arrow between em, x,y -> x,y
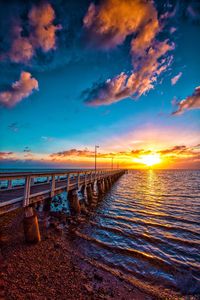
0,169 -> 125,243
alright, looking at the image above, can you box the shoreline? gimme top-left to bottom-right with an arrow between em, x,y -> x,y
0,209 -> 198,300
1,209 -> 151,300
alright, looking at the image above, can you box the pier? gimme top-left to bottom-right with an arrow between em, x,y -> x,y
0,169 -> 125,242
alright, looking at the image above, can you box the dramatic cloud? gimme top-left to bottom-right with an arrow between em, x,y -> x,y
83,0 -> 159,50
28,2 -> 61,52
171,72 -> 182,85
83,73 -> 130,106
84,40 -> 174,106
83,0 -> 174,106
172,86 -> 200,115
0,71 -> 38,107
6,2 -> 61,63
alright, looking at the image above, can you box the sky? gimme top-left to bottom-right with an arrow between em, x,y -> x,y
0,0 -> 199,169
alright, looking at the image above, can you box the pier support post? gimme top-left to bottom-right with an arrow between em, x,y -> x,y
67,189 -> 81,215
79,185 -> 88,214
107,176 -> 112,189
23,207 -> 41,243
86,184 -> 93,205
97,180 -> 103,195
43,197 -> 51,213
104,178 -> 109,190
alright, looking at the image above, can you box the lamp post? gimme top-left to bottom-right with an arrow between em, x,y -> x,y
95,145 -> 99,172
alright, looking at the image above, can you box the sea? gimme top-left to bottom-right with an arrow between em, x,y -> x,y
73,170 -> 200,297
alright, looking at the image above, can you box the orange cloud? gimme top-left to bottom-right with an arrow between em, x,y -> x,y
9,33 -> 34,63
83,0 -> 159,50
29,2 -> 61,52
0,71 -> 38,107
1,144 -> 200,169
83,0 -> 174,106
172,86 -> 200,115
84,40 -> 174,106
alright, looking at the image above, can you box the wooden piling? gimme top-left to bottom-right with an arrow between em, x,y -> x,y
86,184 -> 93,205
97,180 -> 103,195
67,189 -> 81,215
23,207 -> 41,243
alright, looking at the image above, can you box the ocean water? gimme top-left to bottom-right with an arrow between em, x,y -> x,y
72,170 -> 200,296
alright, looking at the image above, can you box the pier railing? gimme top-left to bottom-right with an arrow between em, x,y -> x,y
0,169 -> 125,215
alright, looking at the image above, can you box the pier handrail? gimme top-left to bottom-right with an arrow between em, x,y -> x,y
0,169 -> 126,215
0,168 -> 120,180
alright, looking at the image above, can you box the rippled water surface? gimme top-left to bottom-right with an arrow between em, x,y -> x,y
74,170 -> 200,296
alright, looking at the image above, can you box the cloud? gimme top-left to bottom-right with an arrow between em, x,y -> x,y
187,4 -> 200,21
84,40 -> 174,106
0,71 -> 38,107
1,144 -> 199,169
50,148 -> 95,160
41,136 -> 54,142
83,0 -> 174,106
0,152 -> 13,160
5,2 -> 61,64
28,2 -> 61,52
159,145 -> 187,155
83,73 -> 130,106
9,36 -> 34,63
23,147 -> 31,153
172,86 -> 200,115
83,0 -> 159,50
171,72 -> 182,85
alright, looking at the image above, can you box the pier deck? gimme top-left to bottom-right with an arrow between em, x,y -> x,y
0,169 -> 125,215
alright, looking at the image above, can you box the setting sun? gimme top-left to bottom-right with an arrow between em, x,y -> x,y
135,154 -> 161,167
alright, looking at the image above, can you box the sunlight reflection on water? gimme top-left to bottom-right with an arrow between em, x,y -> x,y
75,170 -> 200,296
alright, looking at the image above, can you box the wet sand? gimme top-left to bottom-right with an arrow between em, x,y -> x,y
0,209 -> 151,300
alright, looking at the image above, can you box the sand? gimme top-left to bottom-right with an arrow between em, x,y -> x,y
0,209 -> 151,300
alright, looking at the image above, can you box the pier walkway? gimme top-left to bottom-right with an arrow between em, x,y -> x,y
0,169 -> 125,215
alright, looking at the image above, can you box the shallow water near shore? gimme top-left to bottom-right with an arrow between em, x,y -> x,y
72,170 -> 200,296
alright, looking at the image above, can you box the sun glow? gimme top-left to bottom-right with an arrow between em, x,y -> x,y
135,154 -> 161,167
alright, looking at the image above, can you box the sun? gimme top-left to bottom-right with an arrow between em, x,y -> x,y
138,154 -> 161,167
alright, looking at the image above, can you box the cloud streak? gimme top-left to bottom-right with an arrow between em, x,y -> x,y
0,71 -> 38,107
83,0 -> 174,106
171,72 -> 182,85
172,86 -> 200,115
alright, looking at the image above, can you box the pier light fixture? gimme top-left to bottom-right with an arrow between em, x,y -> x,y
95,145 -> 100,172
111,157 -> 114,169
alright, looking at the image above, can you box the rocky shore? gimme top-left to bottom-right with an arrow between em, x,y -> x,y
0,209 -> 151,300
